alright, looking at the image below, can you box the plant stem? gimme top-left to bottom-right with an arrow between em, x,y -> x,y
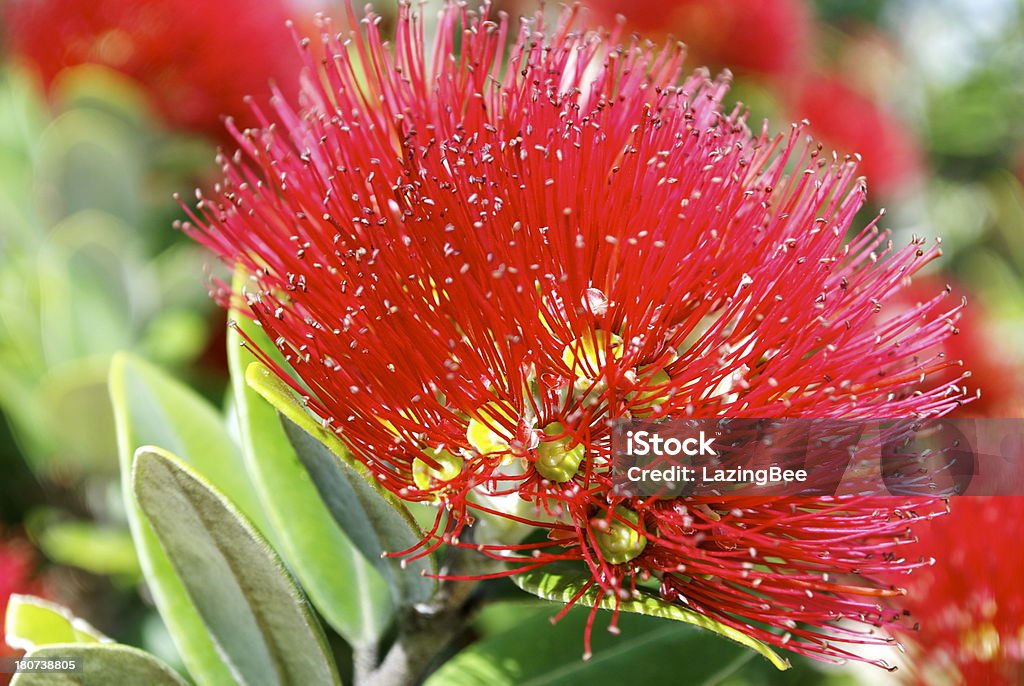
362,547 -> 488,686
353,641 -> 379,686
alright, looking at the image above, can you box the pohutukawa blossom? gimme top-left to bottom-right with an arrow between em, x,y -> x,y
2,0 -> 304,136
891,497 -> 1024,685
183,1 -> 968,669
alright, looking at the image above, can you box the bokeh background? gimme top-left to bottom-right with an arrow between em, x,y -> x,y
1,0 -> 1022,684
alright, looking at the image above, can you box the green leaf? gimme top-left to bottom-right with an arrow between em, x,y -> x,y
51,64 -> 157,127
428,604 -> 762,686
246,362 -> 437,608
11,644 -> 188,686
109,351 -> 265,531
512,569 -> 790,671
132,446 -> 342,686
109,352 -> 262,685
228,289 -> 393,645
34,520 -> 140,578
39,212 -> 144,363
37,106 -> 144,224
470,600 -> 550,638
4,595 -> 109,651
36,356 -> 119,476
139,308 -> 208,367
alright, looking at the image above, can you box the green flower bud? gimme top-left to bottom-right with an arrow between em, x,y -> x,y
630,366 -> 672,415
535,422 -> 585,482
591,506 -> 647,565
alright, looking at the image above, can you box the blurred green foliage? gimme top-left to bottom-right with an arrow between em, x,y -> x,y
0,66 -> 216,480
0,63 -> 221,654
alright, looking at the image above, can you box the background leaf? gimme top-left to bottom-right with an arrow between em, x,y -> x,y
36,106 -> 143,224
10,644 -> 188,686
428,603 -> 761,686
32,519 -> 140,578
133,446 -> 342,686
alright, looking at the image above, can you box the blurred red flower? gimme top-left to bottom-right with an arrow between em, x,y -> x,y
790,73 -> 923,196
185,1 -> 968,668
584,0 -> 812,78
3,0 -> 303,137
894,497 -> 1024,685
0,535 -> 40,686
890,277 -> 1019,417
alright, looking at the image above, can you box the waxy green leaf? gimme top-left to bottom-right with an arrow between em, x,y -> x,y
133,447 -> 341,686
512,568 -> 790,671
246,362 -> 437,608
228,280 -> 393,645
110,352 -> 256,685
11,644 -> 188,686
4,595 -> 109,651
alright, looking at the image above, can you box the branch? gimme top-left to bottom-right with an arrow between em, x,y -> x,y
362,546 -> 491,686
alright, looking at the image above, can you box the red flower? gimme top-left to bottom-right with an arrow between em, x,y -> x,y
888,277 -> 1019,417
584,0 -> 812,78
184,2 -> 967,668
893,497 -> 1024,685
1,535 -> 40,686
789,73 -> 923,196
3,0 -> 303,136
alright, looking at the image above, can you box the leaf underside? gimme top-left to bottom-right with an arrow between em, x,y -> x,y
133,446 -> 342,686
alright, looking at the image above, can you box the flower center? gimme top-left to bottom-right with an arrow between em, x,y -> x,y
562,330 -> 623,381
412,448 -> 464,491
466,401 -> 517,457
